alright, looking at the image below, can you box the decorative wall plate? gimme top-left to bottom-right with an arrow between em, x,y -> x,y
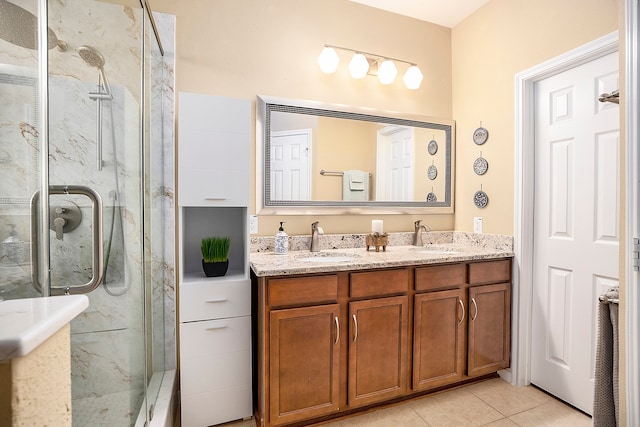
426,192 -> 437,202
473,157 -> 488,175
474,190 -> 489,208
473,127 -> 489,145
427,165 -> 438,180
428,140 -> 438,155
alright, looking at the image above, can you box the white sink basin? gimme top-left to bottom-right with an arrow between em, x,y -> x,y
295,252 -> 357,263
412,247 -> 462,255
297,256 -> 354,263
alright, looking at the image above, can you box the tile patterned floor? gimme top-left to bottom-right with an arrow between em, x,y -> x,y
192,378 -> 592,427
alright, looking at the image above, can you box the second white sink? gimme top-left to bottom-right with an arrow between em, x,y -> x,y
412,247 -> 462,255
295,251 -> 357,263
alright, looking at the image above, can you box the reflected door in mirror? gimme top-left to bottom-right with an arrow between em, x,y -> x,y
270,129 -> 311,201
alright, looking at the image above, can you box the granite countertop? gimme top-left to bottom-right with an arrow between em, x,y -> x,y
0,295 -> 89,361
250,232 -> 514,277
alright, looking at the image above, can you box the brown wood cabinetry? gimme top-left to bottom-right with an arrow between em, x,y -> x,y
254,259 -> 511,427
348,296 -> 408,407
467,259 -> 511,377
413,288 -> 466,391
413,259 -> 511,391
467,283 -> 511,377
269,304 -> 341,426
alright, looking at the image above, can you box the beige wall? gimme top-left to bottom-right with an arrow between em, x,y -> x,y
452,0 -> 618,234
152,0 -> 618,236
151,0 -> 454,236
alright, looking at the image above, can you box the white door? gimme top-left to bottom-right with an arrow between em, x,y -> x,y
270,129 -> 311,200
531,51 -> 619,414
376,126 -> 414,201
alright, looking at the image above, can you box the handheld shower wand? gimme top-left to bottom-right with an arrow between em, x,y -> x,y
78,45 -> 112,171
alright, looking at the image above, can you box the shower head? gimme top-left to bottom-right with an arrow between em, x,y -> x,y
0,0 -> 67,51
78,45 -> 112,97
78,45 -> 105,69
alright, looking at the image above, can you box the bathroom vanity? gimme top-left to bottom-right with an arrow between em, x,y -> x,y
250,234 -> 513,427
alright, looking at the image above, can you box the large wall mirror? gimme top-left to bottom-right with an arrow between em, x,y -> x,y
257,95 -> 455,214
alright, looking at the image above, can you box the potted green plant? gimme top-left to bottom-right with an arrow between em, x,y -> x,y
201,236 -> 230,277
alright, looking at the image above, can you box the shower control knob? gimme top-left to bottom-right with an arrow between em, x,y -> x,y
49,201 -> 83,240
54,217 -> 66,240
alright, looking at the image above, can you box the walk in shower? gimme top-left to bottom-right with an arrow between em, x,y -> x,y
0,0 -> 176,425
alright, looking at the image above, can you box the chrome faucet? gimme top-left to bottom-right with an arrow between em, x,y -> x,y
310,221 -> 324,252
413,220 -> 430,246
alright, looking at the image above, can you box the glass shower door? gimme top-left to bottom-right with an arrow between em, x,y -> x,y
0,1 -> 172,425
0,0 -> 42,299
47,1 -> 148,424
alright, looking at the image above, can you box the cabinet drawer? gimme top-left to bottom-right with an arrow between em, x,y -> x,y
180,316 -> 251,360
469,259 -> 511,285
350,269 -> 408,298
267,275 -> 338,307
180,279 -> 250,322
415,263 -> 466,292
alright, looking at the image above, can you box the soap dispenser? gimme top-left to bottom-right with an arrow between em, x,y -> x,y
274,221 -> 289,255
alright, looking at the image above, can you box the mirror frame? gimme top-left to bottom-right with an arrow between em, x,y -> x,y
256,95 -> 456,215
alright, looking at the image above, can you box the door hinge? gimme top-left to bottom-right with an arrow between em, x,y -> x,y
633,238 -> 640,271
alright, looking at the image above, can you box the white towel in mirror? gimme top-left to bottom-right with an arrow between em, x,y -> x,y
343,170 -> 369,201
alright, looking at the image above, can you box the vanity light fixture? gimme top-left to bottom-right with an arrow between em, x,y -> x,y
318,46 -> 340,73
318,44 -> 424,89
348,53 -> 370,79
377,59 -> 398,85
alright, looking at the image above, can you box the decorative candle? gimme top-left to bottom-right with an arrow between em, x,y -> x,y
371,220 -> 383,234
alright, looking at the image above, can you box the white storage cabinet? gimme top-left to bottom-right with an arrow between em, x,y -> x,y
178,92 -> 252,427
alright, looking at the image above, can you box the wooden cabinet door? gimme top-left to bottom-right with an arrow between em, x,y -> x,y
348,296 -> 408,408
413,289 -> 466,391
269,304 -> 341,426
467,283 -> 511,377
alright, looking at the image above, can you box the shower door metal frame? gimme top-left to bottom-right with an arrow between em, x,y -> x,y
36,0 -> 50,297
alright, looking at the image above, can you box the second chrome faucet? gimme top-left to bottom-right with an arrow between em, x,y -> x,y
310,221 -> 324,252
413,220 -> 430,246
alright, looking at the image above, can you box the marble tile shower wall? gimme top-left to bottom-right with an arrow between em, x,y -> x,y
151,11 -> 177,373
0,0 -> 176,423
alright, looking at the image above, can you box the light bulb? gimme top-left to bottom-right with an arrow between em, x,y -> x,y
348,53 -> 369,79
403,65 -> 423,89
318,47 -> 339,74
377,60 -> 398,85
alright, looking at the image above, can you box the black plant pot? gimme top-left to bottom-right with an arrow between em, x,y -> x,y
202,259 -> 229,277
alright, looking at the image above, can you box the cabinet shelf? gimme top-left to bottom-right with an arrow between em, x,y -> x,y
181,269 -> 247,285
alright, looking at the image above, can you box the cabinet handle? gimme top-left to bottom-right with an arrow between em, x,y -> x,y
206,298 -> 228,303
204,197 -> 226,200
334,316 -> 339,344
471,297 -> 478,321
206,325 -> 227,331
458,299 -> 465,324
352,314 -> 358,342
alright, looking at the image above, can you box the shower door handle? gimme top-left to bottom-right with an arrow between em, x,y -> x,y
31,185 -> 104,295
